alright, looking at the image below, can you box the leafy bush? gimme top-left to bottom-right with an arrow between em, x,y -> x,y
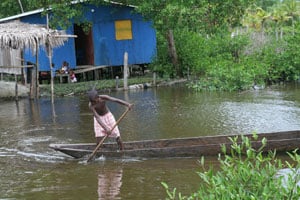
187,60 -> 257,92
176,30 -> 260,91
162,24 -> 300,91
162,134 -> 300,200
273,30 -> 300,82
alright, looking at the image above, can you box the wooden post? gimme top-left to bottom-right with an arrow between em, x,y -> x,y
94,69 -> 99,80
153,72 -> 156,86
30,41 -> 39,99
30,65 -> 36,99
47,14 -> 56,118
22,65 -> 27,86
123,52 -> 128,90
50,68 -> 54,102
83,72 -> 86,81
30,39 -> 39,99
35,43 -> 39,99
110,66 -> 114,79
115,76 -> 119,89
48,44 -> 54,104
15,74 -> 18,101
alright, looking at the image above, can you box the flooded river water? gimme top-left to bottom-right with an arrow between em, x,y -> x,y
1,83 -> 300,199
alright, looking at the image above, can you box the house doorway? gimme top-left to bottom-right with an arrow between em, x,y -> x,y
74,24 -> 94,66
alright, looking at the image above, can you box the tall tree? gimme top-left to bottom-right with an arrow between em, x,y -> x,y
243,6 -> 271,32
271,4 -> 292,40
281,0 -> 300,35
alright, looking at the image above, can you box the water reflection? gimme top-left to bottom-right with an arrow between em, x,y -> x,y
97,167 -> 123,200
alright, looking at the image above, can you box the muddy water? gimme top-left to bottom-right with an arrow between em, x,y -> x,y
1,83 -> 300,199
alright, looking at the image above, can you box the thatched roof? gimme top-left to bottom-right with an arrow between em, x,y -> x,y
0,21 -> 68,51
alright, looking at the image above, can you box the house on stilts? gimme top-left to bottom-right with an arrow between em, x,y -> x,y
0,1 -> 157,83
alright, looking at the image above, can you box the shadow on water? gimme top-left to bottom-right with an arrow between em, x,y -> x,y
0,83 -> 300,199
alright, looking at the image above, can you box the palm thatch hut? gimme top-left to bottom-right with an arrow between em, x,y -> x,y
0,20 -> 69,99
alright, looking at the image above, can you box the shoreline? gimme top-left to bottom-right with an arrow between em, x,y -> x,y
0,78 -> 188,99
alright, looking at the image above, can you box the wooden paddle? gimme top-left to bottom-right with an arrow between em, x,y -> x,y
87,107 -> 130,162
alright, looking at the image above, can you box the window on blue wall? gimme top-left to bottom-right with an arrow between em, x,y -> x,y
115,20 -> 132,40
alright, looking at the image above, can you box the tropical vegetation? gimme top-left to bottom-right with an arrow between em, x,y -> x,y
162,134 -> 300,199
1,1 -> 300,198
1,0 -> 300,92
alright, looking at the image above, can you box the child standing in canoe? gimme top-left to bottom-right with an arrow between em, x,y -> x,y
87,89 -> 133,150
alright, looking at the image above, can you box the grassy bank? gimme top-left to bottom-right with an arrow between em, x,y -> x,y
39,76 -> 165,97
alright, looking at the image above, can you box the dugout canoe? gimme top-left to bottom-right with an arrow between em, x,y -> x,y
49,130 -> 300,159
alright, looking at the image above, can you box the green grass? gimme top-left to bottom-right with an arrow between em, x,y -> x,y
39,77 -> 159,97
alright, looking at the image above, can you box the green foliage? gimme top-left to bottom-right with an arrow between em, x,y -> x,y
127,0 -> 255,78
39,77 -> 157,96
175,30 -> 210,76
148,31 -> 176,78
1,0 -> 300,91
245,26 -> 300,84
0,1 -> 21,18
258,39 -> 289,83
181,33 -> 258,91
189,62 -> 255,92
272,28 -> 300,82
45,2 -> 84,30
129,0 -> 255,34
162,134 -> 300,200
0,0 -> 105,30
139,0 -> 300,90
185,25 -> 300,91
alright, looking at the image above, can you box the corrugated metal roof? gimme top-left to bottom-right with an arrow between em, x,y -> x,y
0,1 -> 136,23
0,9 -> 44,23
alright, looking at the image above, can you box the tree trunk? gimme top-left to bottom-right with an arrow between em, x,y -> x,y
166,29 -> 182,77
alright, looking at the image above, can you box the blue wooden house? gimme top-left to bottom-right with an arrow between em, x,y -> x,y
0,2 -> 156,78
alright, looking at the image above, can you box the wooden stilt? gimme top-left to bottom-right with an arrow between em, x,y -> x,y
123,52 -> 128,90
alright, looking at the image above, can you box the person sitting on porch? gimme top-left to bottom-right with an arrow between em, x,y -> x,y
60,61 -> 69,74
70,70 -> 77,83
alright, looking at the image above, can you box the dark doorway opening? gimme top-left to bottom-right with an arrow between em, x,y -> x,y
74,24 -> 94,66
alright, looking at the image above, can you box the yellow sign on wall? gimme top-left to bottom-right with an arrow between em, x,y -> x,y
115,20 -> 133,40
